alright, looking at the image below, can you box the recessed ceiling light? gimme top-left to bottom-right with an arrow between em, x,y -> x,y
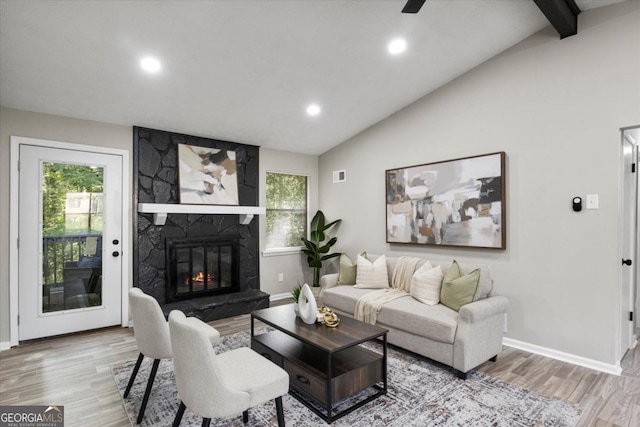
140,57 -> 161,73
306,104 -> 321,116
388,38 -> 407,55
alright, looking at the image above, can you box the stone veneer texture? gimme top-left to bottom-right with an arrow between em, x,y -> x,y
133,127 -> 260,305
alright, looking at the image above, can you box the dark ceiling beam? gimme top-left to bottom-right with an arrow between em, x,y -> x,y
403,0 -> 580,39
402,0 -> 427,14
533,0 -> 581,39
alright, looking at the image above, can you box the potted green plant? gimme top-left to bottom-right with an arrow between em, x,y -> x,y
291,284 -> 302,303
301,210 -> 341,287
291,284 -> 303,316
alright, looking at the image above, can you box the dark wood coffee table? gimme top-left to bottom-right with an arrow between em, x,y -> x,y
251,304 -> 388,423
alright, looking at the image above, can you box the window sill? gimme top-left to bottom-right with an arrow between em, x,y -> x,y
262,247 -> 303,257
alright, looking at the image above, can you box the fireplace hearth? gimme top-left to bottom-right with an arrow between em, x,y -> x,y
165,236 -> 239,303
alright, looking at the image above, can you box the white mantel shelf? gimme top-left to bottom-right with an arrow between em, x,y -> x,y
138,203 -> 266,226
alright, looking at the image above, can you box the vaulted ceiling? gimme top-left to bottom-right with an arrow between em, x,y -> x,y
0,0 -> 627,155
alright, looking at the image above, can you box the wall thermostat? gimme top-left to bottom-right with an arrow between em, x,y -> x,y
572,197 -> 582,212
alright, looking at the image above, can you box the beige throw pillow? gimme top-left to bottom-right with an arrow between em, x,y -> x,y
354,255 -> 389,289
440,260 -> 481,312
410,262 -> 444,306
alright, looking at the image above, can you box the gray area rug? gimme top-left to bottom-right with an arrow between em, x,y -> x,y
112,329 -> 580,426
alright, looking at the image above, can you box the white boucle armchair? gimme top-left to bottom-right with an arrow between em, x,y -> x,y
125,288 -> 221,424
169,310 -> 289,427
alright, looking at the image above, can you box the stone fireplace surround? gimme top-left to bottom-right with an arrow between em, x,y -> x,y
133,126 -> 269,321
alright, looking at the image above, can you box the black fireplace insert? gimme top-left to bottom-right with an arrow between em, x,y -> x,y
165,236 -> 239,303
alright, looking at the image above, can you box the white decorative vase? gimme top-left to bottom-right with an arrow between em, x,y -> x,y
297,283 -> 318,325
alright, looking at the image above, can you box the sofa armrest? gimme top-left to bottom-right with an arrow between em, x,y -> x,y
319,273 -> 339,290
458,295 -> 509,323
453,295 -> 508,373
318,273 -> 339,305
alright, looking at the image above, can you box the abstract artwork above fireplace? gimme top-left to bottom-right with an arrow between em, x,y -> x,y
178,143 -> 239,205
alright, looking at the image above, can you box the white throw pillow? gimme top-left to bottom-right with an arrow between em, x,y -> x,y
410,262 -> 444,305
354,255 -> 389,289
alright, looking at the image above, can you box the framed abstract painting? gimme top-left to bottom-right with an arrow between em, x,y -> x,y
177,143 -> 239,205
386,152 -> 506,249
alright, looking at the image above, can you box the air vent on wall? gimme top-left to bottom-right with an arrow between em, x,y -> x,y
333,170 -> 346,183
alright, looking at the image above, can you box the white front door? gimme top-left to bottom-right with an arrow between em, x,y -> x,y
18,144 -> 123,340
620,130 -> 638,359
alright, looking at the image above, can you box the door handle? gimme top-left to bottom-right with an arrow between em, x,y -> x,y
622,259 -> 632,266
112,251 -> 120,257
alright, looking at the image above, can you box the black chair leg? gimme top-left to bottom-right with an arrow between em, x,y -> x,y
124,353 -> 144,398
136,358 -> 160,424
172,401 -> 186,427
243,410 -> 249,423
275,396 -> 285,427
454,369 -> 468,380
202,419 -> 211,427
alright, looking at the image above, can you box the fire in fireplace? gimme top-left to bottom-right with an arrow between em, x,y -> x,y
184,271 -> 215,288
165,236 -> 239,303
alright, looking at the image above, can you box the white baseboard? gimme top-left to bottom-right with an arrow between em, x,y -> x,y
0,341 -> 12,351
270,293 -> 292,302
502,337 -> 622,376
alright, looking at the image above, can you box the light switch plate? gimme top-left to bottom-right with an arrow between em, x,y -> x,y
586,194 -> 599,209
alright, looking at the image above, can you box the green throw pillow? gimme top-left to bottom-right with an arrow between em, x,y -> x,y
337,252 -> 366,286
440,260 -> 481,312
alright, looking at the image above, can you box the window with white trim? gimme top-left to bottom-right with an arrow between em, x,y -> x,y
265,172 -> 308,251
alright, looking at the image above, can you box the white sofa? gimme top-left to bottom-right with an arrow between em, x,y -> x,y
320,255 -> 508,379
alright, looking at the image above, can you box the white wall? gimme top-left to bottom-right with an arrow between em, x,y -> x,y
259,148 -> 319,297
318,1 -> 640,366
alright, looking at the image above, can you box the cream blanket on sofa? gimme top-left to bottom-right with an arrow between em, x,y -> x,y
354,288 -> 407,324
391,256 -> 421,292
354,257 -> 421,324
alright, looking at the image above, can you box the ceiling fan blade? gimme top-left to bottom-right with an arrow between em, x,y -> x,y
402,0 -> 426,14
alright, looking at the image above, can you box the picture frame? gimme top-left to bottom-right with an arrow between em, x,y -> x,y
386,152 -> 506,249
177,143 -> 239,205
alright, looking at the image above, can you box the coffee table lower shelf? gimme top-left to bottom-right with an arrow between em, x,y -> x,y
251,330 -> 386,423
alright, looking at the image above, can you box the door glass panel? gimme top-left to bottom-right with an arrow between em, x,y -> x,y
42,163 -> 104,313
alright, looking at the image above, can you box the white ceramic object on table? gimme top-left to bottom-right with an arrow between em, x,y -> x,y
297,283 -> 318,325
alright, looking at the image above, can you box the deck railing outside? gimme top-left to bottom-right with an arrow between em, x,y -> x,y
42,234 -> 102,286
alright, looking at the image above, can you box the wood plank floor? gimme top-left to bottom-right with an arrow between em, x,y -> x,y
1,301 -> 639,426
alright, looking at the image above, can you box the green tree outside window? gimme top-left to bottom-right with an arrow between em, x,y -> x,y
265,172 -> 308,249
